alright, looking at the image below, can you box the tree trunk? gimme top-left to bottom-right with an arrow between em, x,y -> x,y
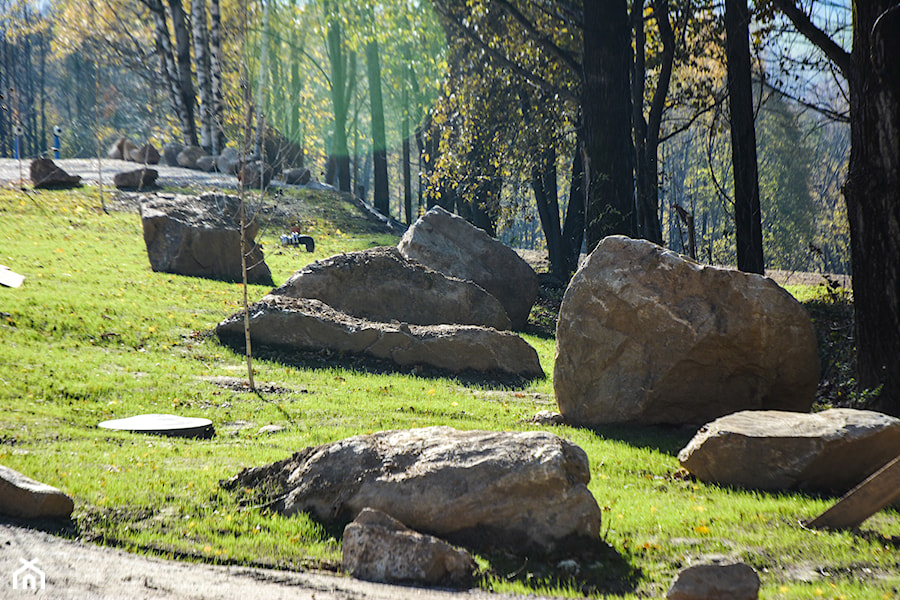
191,0 -> 213,152
326,13 -> 354,193
167,0 -> 198,147
724,0 -> 764,273
366,39 -> 389,215
533,146 -> 564,279
845,3 -> 900,413
560,144 -> 585,277
582,0 -> 636,250
208,0 -> 226,153
143,0 -> 190,145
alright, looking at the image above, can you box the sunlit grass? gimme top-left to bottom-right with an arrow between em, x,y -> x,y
1,186 -> 898,598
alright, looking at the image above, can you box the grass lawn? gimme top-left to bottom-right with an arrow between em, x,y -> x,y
1,185 -> 898,599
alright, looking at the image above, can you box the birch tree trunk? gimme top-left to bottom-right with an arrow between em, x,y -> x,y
167,0 -> 198,147
208,0 -> 226,154
191,0 -> 213,152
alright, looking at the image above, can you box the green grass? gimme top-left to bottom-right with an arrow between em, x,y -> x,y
2,186 -> 898,599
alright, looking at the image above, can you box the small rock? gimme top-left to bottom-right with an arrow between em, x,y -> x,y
177,146 -> 205,169
282,167 -> 311,185
129,143 -> 161,164
114,168 -> 158,190
163,142 -> 184,166
258,425 -> 284,435
666,561 -> 759,600
107,136 -> 138,160
529,410 -> 565,426
216,147 -> 241,174
195,155 -> 217,172
342,508 -> 475,587
0,464 -> 74,519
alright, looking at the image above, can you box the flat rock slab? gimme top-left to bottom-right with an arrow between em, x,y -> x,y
99,414 -> 215,439
678,409 -> 900,493
216,296 -> 542,378
0,265 -> 24,288
555,236 -> 820,426
224,427 -> 601,552
271,246 -> 511,329
0,464 -> 74,520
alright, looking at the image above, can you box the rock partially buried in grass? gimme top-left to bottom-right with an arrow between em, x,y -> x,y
98,414 -> 215,439
224,427 -> 601,553
678,409 -> 900,493
215,296 -> 542,378
666,561 -> 759,600
0,464 -> 74,520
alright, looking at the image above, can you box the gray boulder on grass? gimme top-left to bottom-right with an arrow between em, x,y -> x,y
678,408 -> 900,494
215,296 -> 542,378
0,464 -> 74,519
554,236 -> 820,426
398,206 -> 538,329
140,192 -> 273,285
224,426 -> 601,552
342,508 -> 476,587
270,246 -> 511,330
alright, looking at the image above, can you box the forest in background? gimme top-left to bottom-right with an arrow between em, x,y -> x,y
0,0 -> 851,275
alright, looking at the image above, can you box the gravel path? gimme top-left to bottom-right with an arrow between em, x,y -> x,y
0,158 -> 240,189
2,522 -> 531,600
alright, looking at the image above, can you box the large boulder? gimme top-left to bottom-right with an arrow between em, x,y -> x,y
216,296 -> 542,378
139,192 -> 273,285
554,236 -> 820,426
113,168 -> 158,190
0,464 -> 74,519
238,160 -> 274,189
678,409 -> 900,494
398,206 -> 538,329
342,508 -> 476,587
270,247 -> 511,330
224,427 -> 601,552
30,158 -> 81,189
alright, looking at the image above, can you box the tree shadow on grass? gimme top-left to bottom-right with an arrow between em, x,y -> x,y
586,423 -> 698,458
473,535 -> 641,597
217,337 -> 544,391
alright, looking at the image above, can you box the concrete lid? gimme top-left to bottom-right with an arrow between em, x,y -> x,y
98,414 -> 214,439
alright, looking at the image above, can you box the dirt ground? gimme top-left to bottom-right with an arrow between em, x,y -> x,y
2,521 -> 540,600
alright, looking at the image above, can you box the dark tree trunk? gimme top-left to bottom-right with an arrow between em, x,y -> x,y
168,0 -> 199,147
366,40 -> 389,215
724,0 -> 764,273
845,3 -> 900,413
582,0 -> 636,250
208,0 -> 226,153
561,144 -> 585,277
533,146 -> 564,279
